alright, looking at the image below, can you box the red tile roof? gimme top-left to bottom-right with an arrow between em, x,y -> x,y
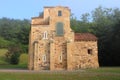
75,33 -> 97,41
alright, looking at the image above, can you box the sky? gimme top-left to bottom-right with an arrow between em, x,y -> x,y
0,0 -> 120,20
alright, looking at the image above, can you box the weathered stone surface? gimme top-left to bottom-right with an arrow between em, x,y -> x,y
28,6 -> 99,71
67,41 -> 99,70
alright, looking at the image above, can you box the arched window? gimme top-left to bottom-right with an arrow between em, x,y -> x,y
56,22 -> 64,36
43,31 -> 48,39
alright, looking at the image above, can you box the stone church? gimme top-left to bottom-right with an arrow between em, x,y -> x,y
28,6 -> 99,70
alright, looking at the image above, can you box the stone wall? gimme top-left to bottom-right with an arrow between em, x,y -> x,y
51,37 -> 67,70
67,41 -> 99,70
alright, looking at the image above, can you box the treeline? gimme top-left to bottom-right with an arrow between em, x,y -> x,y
0,18 -> 30,64
0,18 -> 30,52
0,6 -> 120,66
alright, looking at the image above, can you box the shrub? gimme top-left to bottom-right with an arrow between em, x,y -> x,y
5,44 -> 21,64
19,53 -> 28,65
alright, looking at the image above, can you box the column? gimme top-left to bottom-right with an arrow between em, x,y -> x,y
67,43 -> 72,70
50,43 -> 55,70
33,42 -> 39,70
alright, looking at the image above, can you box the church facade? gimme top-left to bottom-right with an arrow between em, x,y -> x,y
28,6 -> 99,70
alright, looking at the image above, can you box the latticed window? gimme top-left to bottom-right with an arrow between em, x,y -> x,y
56,22 -> 64,36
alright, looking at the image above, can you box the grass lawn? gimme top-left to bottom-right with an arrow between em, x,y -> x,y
0,49 -> 8,64
0,49 -> 120,80
0,64 -> 27,69
0,67 -> 119,80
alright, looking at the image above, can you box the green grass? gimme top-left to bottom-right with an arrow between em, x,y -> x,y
0,64 -> 27,69
0,49 -> 8,64
87,67 -> 120,73
0,49 -> 120,80
0,68 -> 119,80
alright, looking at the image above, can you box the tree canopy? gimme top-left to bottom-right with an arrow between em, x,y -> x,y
0,18 -> 30,52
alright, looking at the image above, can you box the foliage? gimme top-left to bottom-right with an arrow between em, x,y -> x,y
70,16 -> 91,33
5,44 -> 21,64
0,49 -> 28,68
19,53 -> 28,65
0,37 -> 11,48
90,7 -> 120,66
0,49 -> 8,64
0,18 -> 30,53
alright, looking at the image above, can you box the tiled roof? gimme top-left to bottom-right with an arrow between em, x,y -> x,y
75,33 -> 97,41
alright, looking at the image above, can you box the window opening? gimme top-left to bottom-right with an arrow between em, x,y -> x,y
43,31 -> 48,39
42,55 -> 46,62
59,54 -> 62,62
88,49 -> 92,55
58,10 -> 62,16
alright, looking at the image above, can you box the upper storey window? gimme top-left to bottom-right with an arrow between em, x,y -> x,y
56,22 -> 64,36
58,10 -> 62,16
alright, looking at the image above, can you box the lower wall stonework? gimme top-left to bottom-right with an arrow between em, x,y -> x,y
28,41 -> 99,70
67,41 -> 99,70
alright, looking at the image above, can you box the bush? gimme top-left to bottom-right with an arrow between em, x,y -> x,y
10,52 -> 20,64
19,53 -> 28,65
5,44 -> 21,65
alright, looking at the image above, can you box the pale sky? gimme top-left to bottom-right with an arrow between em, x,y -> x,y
0,0 -> 120,20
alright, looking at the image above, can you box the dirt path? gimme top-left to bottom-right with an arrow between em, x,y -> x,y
0,69 -> 32,73
0,69 -> 85,73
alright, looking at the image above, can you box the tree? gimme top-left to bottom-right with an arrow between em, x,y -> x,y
0,18 -> 30,52
80,13 -> 90,23
70,14 -> 91,33
5,44 -> 21,64
91,6 -> 120,66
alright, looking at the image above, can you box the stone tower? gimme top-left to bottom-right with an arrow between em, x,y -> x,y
28,6 -> 99,70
